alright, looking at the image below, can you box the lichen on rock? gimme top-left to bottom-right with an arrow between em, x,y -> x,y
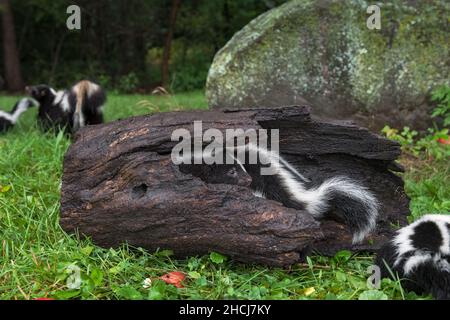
206,0 -> 449,131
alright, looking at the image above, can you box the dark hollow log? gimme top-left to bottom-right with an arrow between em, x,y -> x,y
60,106 -> 410,266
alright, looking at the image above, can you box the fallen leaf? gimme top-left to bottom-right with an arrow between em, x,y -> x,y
160,271 -> 185,288
303,287 -> 316,296
437,137 -> 450,145
0,185 -> 11,193
188,271 -> 201,279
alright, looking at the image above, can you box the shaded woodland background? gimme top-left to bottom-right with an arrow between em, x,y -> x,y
0,0 -> 288,93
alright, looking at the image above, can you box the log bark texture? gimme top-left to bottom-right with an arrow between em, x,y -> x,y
60,106 -> 410,266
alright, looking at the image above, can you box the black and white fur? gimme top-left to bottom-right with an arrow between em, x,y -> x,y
376,214 -> 450,299
186,143 -> 379,244
0,98 -> 37,133
234,144 -> 379,244
25,80 -> 106,134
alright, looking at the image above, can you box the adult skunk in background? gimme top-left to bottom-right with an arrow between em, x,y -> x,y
71,80 -> 106,132
375,214 -> 450,300
25,80 -> 106,134
0,98 -> 37,133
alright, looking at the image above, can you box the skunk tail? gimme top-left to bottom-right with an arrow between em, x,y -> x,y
303,177 -> 379,244
72,80 -> 105,133
242,144 -> 379,244
72,81 -> 90,132
9,98 -> 37,124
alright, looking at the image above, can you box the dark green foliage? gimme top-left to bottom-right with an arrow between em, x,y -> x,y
3,0 -> 288,93
431,85 -> 450,127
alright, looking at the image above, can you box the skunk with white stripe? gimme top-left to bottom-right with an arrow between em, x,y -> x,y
0,98 -> 37,133
231,144 -> 379,244
184,143 -> 379,244
25,80 -> 106,134
376,214 -> 450,300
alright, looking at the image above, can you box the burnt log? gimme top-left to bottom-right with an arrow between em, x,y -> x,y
60,106 -> 410,266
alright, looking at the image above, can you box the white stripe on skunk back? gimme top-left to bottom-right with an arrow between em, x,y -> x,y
1,98 -> 37,134
0,98 -> 36,124
53,90 -> 71,112
229,144 -> 380,244
376,214 -> 450,300
392,214 -> 450,272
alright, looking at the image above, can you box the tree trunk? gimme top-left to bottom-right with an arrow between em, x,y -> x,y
49,34 -> 67,84
0,0 -> 24,92
60,106 -> 410,267
161,0 -> 181,89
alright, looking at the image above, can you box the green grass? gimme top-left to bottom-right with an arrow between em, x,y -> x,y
0,92 -> 448,300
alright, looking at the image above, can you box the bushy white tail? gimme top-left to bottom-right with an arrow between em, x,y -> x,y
232,144 -> 379,244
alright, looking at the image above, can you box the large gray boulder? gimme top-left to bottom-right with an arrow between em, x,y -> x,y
206,0 -> 449,131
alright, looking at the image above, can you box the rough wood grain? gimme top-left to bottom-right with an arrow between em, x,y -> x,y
60,106 -> 410,266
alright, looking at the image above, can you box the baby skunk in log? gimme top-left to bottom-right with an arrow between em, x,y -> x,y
0,98 -> 37,133
375,214 -> 450,300
25,80 -> 106,134
201,144 -> 380,244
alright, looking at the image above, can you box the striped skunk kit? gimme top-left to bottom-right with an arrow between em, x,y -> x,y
0,80 -> 106,136
376,215 -> 450,299
60,105 -> 410,266
0,98 -> 37,133
25,80 -> 106,134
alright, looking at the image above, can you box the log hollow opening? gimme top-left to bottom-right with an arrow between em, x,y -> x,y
60,106 -> 410,266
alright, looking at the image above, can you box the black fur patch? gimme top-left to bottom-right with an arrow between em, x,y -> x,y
245,163 -> 305,210
179,163 -> 252,187
327,191 -> 371,236
401,261 -> 450,300
0,118 -> 13,133
410,221 -> 443,252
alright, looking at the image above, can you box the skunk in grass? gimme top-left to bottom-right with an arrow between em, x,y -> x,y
375,214 -> 450,300
25,80 -> 106,134
186,143 -> 379,244
0,98 -> 37,133
71,80 -> 106,132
